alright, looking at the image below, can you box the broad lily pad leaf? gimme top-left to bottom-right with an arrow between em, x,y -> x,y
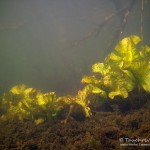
115,35 -> 141,52
109,88 -> 128,99
24,88 -> 35,96
36,92 -> 46,105
130,61 -> 150,92
108,53 -> 122,61
107,35 -> 141,69
81,75 -> 100,84
92,63 -> 110,75
140,45 -> 150,62
122,70 -> 136,91
89,84 -> 106,97
10,84 -> 26,95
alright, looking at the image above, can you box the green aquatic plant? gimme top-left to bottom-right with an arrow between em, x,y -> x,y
59,86 -> 92,123
106,35 -> 150,93
106,35 -> 141,69
0,85 -> 64,124
128,61 -> 150,92
82,62 -> 129,99
0,84 -> 92,124
140,45 -> 150,62
75,86 -> 92,117
0,35 -> 150,124
82,35 -> 150,100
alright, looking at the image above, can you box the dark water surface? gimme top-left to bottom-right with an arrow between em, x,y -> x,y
0,0 -> 149,95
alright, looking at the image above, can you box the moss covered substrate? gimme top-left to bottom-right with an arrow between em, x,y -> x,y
0,101 -> 150,150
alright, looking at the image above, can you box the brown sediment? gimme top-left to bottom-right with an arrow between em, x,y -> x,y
0,104 -> 149,150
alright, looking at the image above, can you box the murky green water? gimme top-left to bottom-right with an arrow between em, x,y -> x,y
0,0 -> 149,95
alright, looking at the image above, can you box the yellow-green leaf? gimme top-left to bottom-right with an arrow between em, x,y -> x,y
92,63 -> 110,75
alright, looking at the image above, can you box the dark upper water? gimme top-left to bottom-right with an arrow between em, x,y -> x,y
0,0 -> 150,95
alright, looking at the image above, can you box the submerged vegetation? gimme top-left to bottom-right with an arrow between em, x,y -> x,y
0,85 -> 64,124
0,35 -> 150,124
0,84 -> 92,124
82,35 -> 150,99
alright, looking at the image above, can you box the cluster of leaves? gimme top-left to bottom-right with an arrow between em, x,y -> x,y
60,85 -> 92,118
82,35 -> 150,99
0,35 -> 150,124
0,85 -> 92,124
0,85 -> 64,124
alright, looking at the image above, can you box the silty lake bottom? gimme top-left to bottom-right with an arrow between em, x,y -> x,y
0,0 -> 150,149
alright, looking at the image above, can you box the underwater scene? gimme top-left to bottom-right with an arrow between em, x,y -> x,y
0,0 -> 150,149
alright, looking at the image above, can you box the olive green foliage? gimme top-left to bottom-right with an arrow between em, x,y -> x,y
82,35 -> 150,99
0,35 -> 150,124
0,85 -> 64,124
0,85 -> 92,124
60,85 -> 92,118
